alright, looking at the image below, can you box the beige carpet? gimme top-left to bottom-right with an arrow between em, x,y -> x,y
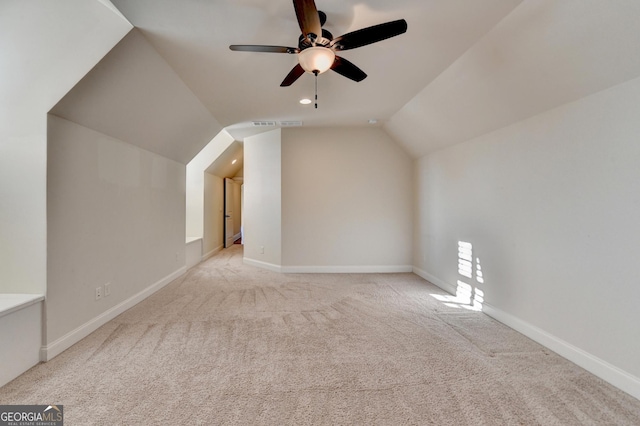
2,245 -> 640,425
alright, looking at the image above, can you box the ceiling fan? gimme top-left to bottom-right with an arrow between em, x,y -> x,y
229,0 -> 408,87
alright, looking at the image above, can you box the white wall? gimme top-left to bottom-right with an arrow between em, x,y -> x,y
413,76 -> 640,399
281,127 -> 413,272
243,129 -> 282,269
50,29 -> 222,165
203,173 -> 224,258
0,299 -> 42,387
0,0 -> 131,294
386,0 -> 640,158
47,116 -> 186,348
186,130 -> 234,239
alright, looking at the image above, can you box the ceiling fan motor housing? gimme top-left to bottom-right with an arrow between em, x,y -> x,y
229,1 -> 408,87
298,29 -> 333,50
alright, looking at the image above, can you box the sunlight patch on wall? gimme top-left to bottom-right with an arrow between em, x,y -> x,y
458,241 -> 473,278
476,257 -> 484,284
431,241 -> 485,311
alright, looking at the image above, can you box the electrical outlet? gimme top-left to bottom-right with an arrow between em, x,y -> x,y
104,282 -> 111,297
260,246 -> 264,254
95,286 -> 103,300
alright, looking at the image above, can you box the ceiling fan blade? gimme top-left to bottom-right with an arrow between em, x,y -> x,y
330,19 -> 408,51
229,45 -> 299,54
331,56 -> 367,82
293,0 -> 322,41
280,64 -> 306,87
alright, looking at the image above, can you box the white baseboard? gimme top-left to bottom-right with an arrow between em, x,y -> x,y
202,245 -> 223,261
414,268 -> 640,401
244,259 -> 413,274
413,267 -> 457,294
40,266 -> 187,362
243,257 -> 282,273
283,265 -> 414,273
482,303 -> 640,401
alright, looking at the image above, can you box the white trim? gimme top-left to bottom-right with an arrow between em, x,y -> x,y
185,238 -> 203,270
40,266 -> 186,362
282,265 -> 414,274
224,233 -> 242,249
0,294 -> 45,319
483,303 -> 640,401
415,268 -> 640,402
202,245 -> 224,261
242,257 -> 414,274
0,301 -> 42,387
243,259 -> 413,274
412,267 -> 457,294
243,257 -> 282,273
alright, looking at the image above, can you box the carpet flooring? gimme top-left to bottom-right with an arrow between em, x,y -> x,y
2,245 -> 640,425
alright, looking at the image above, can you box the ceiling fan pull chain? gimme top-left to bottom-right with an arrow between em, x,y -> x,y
314,70 -> 318,109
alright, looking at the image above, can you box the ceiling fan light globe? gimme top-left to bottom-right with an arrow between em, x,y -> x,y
298,47 -> 335,74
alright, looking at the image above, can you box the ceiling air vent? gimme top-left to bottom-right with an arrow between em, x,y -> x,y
252,121 -> 277,127
279,121 -> 303,127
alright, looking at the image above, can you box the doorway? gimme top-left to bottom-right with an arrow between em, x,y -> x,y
224,178 -> 242,248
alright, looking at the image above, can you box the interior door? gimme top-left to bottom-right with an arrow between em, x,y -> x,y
224,178 -> 235,248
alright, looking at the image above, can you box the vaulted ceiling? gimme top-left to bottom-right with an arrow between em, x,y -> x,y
53,0 -> 640,162
108,0 -> 525,143
51,29 -> 222,164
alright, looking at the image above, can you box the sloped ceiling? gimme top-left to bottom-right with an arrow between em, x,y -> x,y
50,29 -> 223,164
52,0 -> 640,162
206,141 -> 244,179
385,0 -> 640,157
0,0 -> 132,120
109,0 -> 524,133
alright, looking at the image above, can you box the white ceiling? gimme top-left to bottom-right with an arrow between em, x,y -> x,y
386,0 -> 640,157
109,0 -> 524,136
51,29 -> 223,164
206,141 -> 244,179
51,0 -> 640,161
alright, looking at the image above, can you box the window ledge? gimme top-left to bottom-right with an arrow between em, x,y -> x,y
0,294 -> 45,319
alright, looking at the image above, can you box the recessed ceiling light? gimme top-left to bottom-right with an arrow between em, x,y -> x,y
368,119 -> 378,125
232,159 -> 237,165
300,98 -> 312,105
